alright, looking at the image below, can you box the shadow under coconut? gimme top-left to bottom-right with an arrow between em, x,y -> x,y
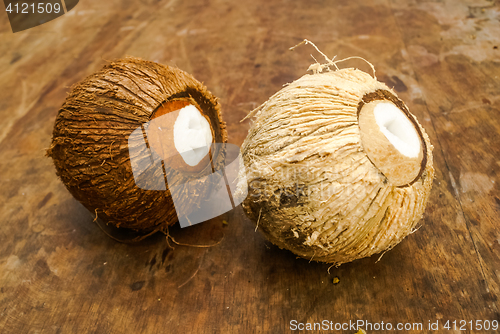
231,212 -> 425,323
42,199 -> 431,328
92,214 -> 226,283
51,198 -> 227,292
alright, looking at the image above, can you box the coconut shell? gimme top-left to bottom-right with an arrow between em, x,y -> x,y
47,57 -> 227,232
239,68 -> 434,265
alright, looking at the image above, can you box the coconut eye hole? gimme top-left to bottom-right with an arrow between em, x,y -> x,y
358,99 -> 425,187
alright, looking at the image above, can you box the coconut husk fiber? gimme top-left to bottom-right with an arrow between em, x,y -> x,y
239,66 -> 434,265
47,57 -> 227,233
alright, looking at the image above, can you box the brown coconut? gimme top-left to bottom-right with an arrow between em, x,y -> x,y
47,57 -> 227,233
239,65 -> 434,265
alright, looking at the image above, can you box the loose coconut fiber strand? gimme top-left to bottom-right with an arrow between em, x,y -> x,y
239,67 -> 434,265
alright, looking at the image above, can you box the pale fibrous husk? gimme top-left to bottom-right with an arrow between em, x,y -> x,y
47,57 -> 227,232
239,67 -> 434,265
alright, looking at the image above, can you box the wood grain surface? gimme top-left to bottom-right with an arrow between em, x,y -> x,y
1,0 -> 499,333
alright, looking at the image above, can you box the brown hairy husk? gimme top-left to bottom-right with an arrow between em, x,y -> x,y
47,57 -> 227,232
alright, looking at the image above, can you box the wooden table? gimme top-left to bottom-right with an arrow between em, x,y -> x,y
1,0 -> 499,333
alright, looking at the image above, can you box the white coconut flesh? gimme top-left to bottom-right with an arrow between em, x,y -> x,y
374,102 -> 421,158
173,105 -> 213,166
147,103 -> 213,170
358,100 -> 424,187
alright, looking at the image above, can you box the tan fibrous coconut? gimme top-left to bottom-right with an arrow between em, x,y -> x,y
239,60 -> 434,265
47,57 -> 227,232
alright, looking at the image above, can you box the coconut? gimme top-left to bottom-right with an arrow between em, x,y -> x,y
239,53 -> 434,265
47,57 -> 227,233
